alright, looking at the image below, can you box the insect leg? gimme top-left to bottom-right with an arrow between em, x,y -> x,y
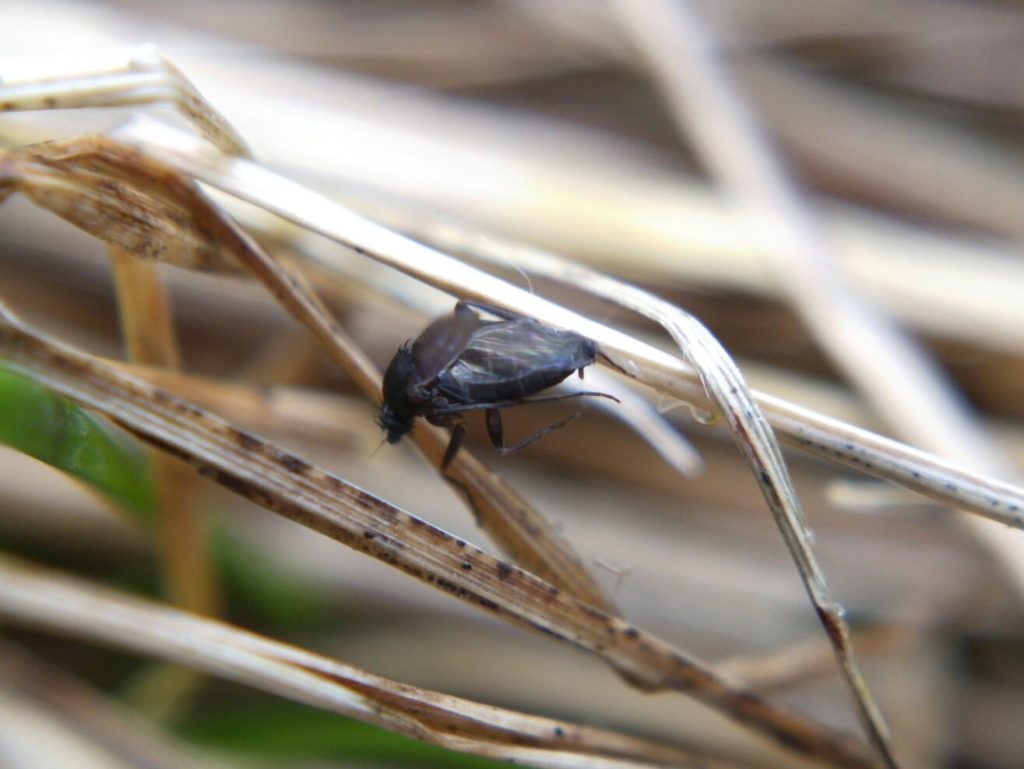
517,390 -> 619,406
441,420 -> 468,471
485,408 -> 581,456
437,433 -> 488,527
431,390 -> 619,415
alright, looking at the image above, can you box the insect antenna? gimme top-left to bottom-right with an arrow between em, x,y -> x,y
369,435 -> 389,459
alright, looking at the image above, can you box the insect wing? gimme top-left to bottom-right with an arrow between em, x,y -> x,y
410,302 -> 482,383
443,319 -> 596,394
471,319 -> 595,371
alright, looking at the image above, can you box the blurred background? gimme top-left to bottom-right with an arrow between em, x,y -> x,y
2,1 -> 1024,768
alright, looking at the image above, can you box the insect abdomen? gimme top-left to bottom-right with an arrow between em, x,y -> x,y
452,365 -> 577,403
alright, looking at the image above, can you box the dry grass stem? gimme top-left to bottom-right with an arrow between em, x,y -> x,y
118,121 -> 1024,534
6,114 -> 1007,769
571,367 -> 704,478
110,246 -> 219,614
375,200 -> 890,767
0,643 -> 232,769
0,556 -> 707,769
739,60 -> 1024,243
109,248 -> 182,369
611,0 -> 1015,466
4,46 -> 1023,355
519,1 -> 1024,244
716,627 -> 917,697
609,4 -> 1024,604
119,365 -> 365,446
0,131 -> 616,613
0,46 -> 249,157
219,196 -> 619,613
611,4 -> 904,764
0,137 -> 242,274
0,304 -> 877,769
2,13 -> 1022,768
109,243 -> 216,709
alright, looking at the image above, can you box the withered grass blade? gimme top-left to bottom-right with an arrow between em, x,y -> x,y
0,304 -> 876,769
115,120 -> 1024,534
0,642 -> 233,769
612,2 -> 904,765
0,137 -> 241,273
0,45 -> 249,156
0,557 -> 710,769
385,199 -> 893,767
0,132 -> 617,615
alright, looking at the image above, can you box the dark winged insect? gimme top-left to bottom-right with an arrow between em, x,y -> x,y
379,301 -> 616,469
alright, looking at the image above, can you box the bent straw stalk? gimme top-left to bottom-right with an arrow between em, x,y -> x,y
0,303 -> 875,769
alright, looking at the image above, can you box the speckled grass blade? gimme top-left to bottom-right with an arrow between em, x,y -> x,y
0,556 -> 705,769
0,306 -> 875,769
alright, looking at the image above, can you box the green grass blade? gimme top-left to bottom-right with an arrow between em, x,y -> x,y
0,363 -> 156,518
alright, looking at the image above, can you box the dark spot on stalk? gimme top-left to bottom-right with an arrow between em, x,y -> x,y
231,428 -> 263,453
280,453 -> 311,475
